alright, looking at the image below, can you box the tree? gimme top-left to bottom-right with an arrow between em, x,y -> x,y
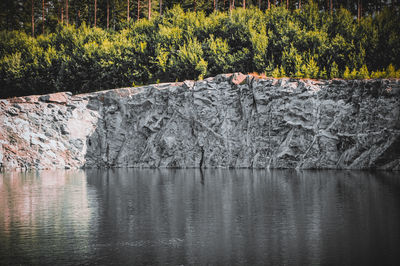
329,62 -> 338,78
66,0 -> 68,25
137,0 -> 139,21
94,0 -> 97,27
107,0 -> 110,29
148,0 -> 151,19
42,0 -> 45,34
32,0 -> 35,37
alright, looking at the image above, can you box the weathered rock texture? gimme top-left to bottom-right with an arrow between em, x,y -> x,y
1,74 -> 400,170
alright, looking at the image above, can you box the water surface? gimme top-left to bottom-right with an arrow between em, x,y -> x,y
0,169 -> 399,265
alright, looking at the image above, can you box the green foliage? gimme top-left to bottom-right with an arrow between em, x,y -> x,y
171,38 -> 207,80
1,1 -> 400,98
204,35 -> 232,75
343,67 -> 351,79
350,68 -> 359,79
387,64 -> 396,78
320,67 -> 328,79
370,70 -> 387,79
330,62 -> 339,79
271,67 -> 281,78
358,64 -> 370,79
302,57 -> 319,79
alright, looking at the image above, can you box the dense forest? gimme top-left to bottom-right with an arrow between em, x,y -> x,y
0,0 -> 399,98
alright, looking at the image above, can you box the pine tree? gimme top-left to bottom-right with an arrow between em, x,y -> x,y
107,0 -> 109,29
359,64 -> 369,79
271,67 -> 280,78
32,0 -> 35,36
343,66 -> 351,79
350,68 -> 358,79
148,0 -> 151,20
330,62 -> 339,78
66,0 -> 68,25
42,0 -> 45,34
94,0 -> 97,27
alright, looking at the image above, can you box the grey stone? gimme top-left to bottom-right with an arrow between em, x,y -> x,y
82,76 -> 400,170
60,125 -> 69,135
39,95 -> 50,102
12,104 -> 21,110
70,139 -> 84,150
7,107 -> 19,116
0,74 -> 399,170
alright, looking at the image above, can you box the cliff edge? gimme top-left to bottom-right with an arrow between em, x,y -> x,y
1,73 -> 399,170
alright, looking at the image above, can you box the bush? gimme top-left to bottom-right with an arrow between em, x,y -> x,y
0,1 -> 399,98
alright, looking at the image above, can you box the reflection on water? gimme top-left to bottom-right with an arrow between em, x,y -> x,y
1,169 -> 400,265
0,170 -> 98,265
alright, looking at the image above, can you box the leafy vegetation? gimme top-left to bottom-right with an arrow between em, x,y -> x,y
1,1 -> 400,98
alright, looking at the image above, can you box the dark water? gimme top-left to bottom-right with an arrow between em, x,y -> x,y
0,169 -> 399,265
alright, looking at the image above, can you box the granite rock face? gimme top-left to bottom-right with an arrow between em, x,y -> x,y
0,92 -> 98,169
1,74 -> 400,170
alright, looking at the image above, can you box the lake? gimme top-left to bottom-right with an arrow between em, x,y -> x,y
1,169 -> 399,265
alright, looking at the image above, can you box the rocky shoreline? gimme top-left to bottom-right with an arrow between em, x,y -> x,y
1,73 -> 399,170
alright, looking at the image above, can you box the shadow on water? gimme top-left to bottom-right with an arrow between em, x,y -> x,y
0,169 -> 399,265
200,167 -> 205,185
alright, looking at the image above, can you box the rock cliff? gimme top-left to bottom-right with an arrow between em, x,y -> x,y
1,74 -> 399,170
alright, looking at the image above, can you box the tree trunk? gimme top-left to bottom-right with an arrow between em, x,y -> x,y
42,0 -> 45,34
258,0 -> 261,9
330,0 -> 333,15
127,0 -> 130,22
148,0 -> 151,19
287,0 -> 289,9
268,0 -> 270,10
61,6 -> 63,24
107,0 -> 109,29
137,0 -> 140,21
299,0 -> 301,9
214,0 -> 216,11
194,0 -> 196,12
243,0 -> 245,9
32,0 -> 35,37
66,0 -> 68,25
94,0 -> 97,27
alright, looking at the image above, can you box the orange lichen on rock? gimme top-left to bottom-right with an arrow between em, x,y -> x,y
248,72 -> 268,80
